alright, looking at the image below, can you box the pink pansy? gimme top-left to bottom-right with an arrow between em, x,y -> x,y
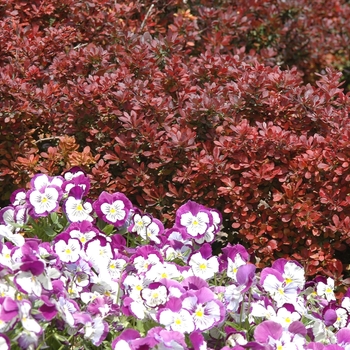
182,287 -> 225,331
93,191 -> 133,227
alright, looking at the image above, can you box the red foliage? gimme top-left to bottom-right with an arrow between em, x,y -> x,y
1,0 -> 350,280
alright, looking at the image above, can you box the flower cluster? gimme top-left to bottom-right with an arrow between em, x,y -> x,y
1,168 -> 350,349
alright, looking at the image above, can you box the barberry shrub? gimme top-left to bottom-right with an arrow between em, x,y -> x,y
1,0 -> 350,279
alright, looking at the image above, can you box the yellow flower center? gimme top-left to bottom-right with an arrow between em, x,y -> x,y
110,207 -> 116,214
285,277 -> 293,284
152,293 -> 159,299
278,287 -> 285,295
193,220 -> 198,226
199,263 -> 207,270
76,204 -> 83,211
196,310 -> 203,317
41,196 -> 48,203
175,318 -> 182,325
137,220 -> 143,227
136,285 -> 142,291
161,272 -> 168,278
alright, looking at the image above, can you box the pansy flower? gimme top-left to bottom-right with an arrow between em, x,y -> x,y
27,185 -> 62,218
0,296 -> 19,332
10,188 -> 27,206
260,267 -> 299,307
63,166 -> 87,181
182,287 -> 225,331
85,236 -> 113,272
63,174 -> 90,197
129,245 -> 163,273
93,191 -> 132,227
64,220 -> 100,247
175,201 -> 213,240
53,233 -> 82,263
336,329 -> 350,348
142,218 -> 164,244
81,316 -> 109,346
188,243 -> 219,280
254,320 -> 307,349
19,300 -> 41,334
139,327 -> 188,350
30,173 -> 64,191
129,210 -> 152,237
0,334 -> 10,350
316,277 -> 336,302
63,186 -> 93,223
141,282 -> 168,308
158,297 -> 195,333
271,259 -> 305,290
0,224 -> 25,246
271,304 -> 301,329
145,261 -> 181,282
194,208 -> 222,244
111,329 -> 141,350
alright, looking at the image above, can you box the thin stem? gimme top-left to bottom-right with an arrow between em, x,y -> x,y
140,4 -> 154,31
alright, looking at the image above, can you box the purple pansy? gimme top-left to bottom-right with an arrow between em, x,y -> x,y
64,220 -> 100,247
63,173 -> 90,197
175,201 -> 213,239
93,191 -> 133,227
10,188 -> 27,206
63,186 -> 94,223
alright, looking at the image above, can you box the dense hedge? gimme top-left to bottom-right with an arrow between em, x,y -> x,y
1,0 -> 350,280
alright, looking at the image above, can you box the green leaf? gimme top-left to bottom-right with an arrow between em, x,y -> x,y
45,226 -> 57,237
102,224 -> 115,235
50,212 -> 59,224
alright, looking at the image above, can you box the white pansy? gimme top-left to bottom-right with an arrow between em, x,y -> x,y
101,200 -> 126,223
65,197 -> 93,222
227,253 -> 246,281
189,252 -> 218,280
54,239 -> 81,263
180,212 -> 209,236
29,187 -> 59,215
